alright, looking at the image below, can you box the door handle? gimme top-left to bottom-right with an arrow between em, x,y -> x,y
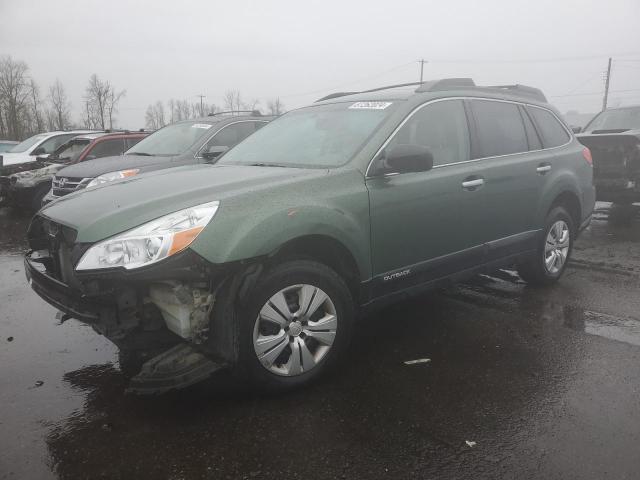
536,164 -> 552,174
462,178 -> 484,190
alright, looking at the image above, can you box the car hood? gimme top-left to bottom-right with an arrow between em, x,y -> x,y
40,164 -> 324,243
1,152 -> 40,167
56,154 -> 176,178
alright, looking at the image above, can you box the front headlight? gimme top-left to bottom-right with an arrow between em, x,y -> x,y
86,169 -> 139,188
75,200 -> 219,271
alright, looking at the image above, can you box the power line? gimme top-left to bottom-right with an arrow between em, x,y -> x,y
429,52 -> 640,64
551,88 -> 640,98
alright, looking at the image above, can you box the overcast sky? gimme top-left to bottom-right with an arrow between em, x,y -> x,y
2,0 -> 640,128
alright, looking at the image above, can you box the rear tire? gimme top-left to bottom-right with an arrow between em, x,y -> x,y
237,259 -> 354,391
518,206 -> 574,286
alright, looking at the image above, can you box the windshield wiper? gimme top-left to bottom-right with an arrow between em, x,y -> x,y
128,152 -> 153,156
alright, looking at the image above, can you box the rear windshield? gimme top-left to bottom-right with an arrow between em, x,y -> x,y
7,134 -> 48,153
219,102 -> 397,168
584,107 -> 640,132
126,121 -> 214,156
48,139 -> 91,163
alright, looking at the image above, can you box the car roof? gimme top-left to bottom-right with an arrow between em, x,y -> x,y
72,131 -> 149,141
313,78 -> 552,109
173,115 -> 275,126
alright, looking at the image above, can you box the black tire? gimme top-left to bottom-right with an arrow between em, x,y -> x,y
30,183 -> 50,211
518,206 -> 574,286
236,259 -> 354,391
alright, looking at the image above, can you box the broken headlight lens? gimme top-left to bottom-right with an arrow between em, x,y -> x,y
75,200 -> 219,271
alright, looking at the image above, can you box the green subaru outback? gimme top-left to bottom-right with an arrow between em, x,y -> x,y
25,79 -> 595,393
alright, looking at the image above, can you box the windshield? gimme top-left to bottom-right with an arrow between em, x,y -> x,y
7,134 -> 48,153
126,121 -> 214,156
219,102 -> 397,168
585,107 -> 640,132
48,139 -> 91,163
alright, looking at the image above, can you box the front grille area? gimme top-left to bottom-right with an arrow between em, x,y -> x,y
51,176 -> 90,197
27,215 -> 80,284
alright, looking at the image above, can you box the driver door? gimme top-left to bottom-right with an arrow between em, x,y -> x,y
366,99 -> 487,294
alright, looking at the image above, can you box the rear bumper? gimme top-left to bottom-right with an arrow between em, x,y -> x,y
595,178 -> 639,203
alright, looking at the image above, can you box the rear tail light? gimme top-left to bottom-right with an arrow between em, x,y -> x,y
582,147 -> 593,166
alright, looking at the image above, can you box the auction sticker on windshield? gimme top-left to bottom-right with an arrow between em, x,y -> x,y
349,102 -> 393,110
192,124 -> 212,129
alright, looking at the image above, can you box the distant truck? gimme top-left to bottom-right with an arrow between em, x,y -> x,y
576,106 -> 640,206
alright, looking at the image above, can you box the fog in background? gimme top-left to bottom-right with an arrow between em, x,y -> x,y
2,0 -> 640,129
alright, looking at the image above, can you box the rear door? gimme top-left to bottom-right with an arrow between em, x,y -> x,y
467,99 -> 544,258
367,99 -> 488,294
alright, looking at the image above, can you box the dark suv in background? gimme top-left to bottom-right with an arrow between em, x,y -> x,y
44,112 -> 271,203
1,131 -> 148,210
25,79 -> 594,393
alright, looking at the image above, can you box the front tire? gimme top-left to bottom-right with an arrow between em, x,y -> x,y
518,206 -> 574,286
237,259 -> 354,391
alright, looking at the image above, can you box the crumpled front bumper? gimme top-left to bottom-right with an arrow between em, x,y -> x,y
24,251 -> 105,322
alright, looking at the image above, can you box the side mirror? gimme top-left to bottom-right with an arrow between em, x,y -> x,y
31,147 -> 45,156
202,145 -> 229,162
373,144 -> 434,176
571,126 -> 582,134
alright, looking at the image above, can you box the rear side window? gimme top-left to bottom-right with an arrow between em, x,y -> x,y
471,100 -> 528,158
519,106 -> 542,150
39,134 -> 75,154
87,138 -> 126,159
528,107 -> 570,148
388,99 -> 470,166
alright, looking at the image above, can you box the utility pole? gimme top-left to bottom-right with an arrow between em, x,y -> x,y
602,57 -> 612,112
419,59 -> 428,83
196,94 -> 206,116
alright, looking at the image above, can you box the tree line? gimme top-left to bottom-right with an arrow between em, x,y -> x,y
0,55 -> 127,141
144,91 -> 285,130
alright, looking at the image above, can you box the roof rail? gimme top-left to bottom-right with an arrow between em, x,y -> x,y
315,92 -> 358,102
315,82 -> 422,102
414,78 -> 476,93
487,84 -> 547,102
207,110 -> 262,117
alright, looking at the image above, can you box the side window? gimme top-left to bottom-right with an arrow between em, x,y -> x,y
387,99 -> 470,167
471,100 -> 528,157
39,134 -> 74,154
87,139 -> 126,159
519,106 -> 542,150
126,137 -> 144,149
203,122 -> 256,152
528,107 -> 570,148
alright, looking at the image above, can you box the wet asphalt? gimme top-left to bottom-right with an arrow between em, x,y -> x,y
1,204 -> 640,480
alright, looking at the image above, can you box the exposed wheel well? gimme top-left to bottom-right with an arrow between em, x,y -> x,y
550,191 -> 581,230
271,235 -> 361,299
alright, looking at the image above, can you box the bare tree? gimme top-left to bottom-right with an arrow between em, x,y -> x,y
83,74 -> 126,129
0,55 -> 30,139
245,98 -> 261,113
223,90 -> 243,113
28,79 -> 45,133
267,97 -> 285,115
48,78 -> 71,130
144,101 -> 166,130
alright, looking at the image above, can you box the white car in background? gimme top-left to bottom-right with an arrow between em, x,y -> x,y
0,130 -> 97,167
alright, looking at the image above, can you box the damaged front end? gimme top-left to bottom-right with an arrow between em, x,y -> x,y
25,214 -> 246,394
578,132 -> 640,203
0,159 -> 48,207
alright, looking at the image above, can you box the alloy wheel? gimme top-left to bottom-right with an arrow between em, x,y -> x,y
544,220 -> 570,274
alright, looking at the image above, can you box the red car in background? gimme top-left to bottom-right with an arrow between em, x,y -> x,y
0,130 -> 149,210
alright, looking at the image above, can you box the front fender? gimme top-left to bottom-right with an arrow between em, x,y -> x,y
190,169 -> 372,279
